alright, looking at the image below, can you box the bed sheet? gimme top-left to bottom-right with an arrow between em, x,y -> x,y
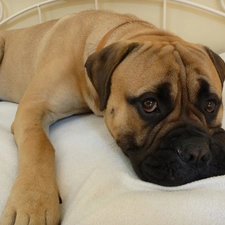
0,54 -> 225,225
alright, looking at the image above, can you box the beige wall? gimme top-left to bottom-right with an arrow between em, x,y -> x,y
0,0 -> 225,53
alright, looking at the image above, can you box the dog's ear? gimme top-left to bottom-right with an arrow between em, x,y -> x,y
85,42 -> 139,111
204,46 -> 225,86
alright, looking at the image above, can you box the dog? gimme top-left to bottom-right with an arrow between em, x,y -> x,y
0,9 -> 225,224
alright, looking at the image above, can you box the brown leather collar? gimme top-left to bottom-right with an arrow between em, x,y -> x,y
96,20 -> 150,51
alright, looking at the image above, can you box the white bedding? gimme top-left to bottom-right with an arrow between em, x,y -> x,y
0,54 -> 225,225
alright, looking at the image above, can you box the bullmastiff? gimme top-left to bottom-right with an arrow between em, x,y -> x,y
0,9 -> 225,225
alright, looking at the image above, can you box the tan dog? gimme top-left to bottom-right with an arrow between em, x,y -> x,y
0,10 -> 225,224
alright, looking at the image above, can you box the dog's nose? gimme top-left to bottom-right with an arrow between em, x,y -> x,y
176,142 -> 211,165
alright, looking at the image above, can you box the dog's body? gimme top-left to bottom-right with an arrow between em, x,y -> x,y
1,10 -> 225,224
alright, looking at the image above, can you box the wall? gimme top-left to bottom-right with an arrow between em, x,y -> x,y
0,0 -> 225,53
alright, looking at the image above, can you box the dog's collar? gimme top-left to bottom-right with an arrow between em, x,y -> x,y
96,20 -> 149,51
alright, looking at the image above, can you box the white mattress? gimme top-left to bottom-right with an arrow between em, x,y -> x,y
0,54 -> 225,225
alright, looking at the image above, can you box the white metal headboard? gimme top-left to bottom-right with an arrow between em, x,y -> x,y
0,0 -> 224,30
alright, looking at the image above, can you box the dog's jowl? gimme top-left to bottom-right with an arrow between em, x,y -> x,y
0,10 -> 225,225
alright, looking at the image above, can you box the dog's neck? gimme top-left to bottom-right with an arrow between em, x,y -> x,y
96,20 -> 151,51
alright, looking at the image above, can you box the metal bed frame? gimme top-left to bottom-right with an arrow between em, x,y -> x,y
0,0 -> 224,29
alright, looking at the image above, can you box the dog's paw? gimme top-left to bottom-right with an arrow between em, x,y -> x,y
0,178 -> 61,225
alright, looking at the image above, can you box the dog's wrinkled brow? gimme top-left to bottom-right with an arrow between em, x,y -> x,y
127,82 -> 172,102
197,78 -> 219,98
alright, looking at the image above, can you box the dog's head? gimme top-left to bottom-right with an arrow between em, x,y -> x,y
85,40 -> 225,186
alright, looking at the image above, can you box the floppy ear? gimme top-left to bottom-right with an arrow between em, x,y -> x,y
204,46 -> 225,86
85,42 -> 139,111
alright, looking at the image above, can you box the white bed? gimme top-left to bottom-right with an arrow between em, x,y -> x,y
0,1 -> 225,224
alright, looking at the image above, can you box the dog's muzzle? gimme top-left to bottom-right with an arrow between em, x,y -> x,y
139,125 -> 225,186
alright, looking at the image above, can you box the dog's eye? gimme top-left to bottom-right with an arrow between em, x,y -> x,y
205,100 -> 216,113
142,99 -> 158,113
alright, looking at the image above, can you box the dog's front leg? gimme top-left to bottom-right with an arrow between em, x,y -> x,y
0,101 -> 60,225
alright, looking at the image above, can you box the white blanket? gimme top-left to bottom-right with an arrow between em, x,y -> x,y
1,54 -> 225,225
